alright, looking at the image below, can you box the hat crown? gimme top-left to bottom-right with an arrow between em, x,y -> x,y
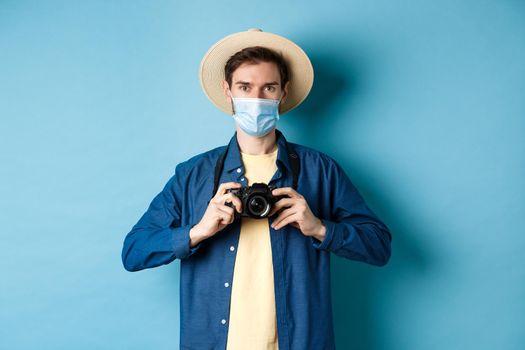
247,28 -> 263,32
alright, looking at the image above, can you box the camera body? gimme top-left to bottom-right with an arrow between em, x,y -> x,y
225,183 -> 287,219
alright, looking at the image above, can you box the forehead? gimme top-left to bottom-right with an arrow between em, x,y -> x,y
231,61 -> 281,82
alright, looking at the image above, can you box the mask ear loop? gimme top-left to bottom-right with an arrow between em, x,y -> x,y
277,91 -> 284,115
228,90 -> 236,115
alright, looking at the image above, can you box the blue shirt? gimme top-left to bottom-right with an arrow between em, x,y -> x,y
121,128 -> 392,350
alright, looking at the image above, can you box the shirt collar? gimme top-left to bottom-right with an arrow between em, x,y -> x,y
223,128 -> 293,174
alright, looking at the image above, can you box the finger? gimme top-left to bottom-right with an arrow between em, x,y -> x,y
268,198 -> 295,217
215,182 -> 242,198
216,204 -> 237,225
217,211 -> 232,225
271,187 -> 302,199
218,193 -> 243,213
216,209 -> 234,225
271,207 -> 296,228
273,213 -> 300,230
215,203 -> 235,216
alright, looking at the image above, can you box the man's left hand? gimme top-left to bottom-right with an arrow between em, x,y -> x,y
269,187 -> 326,242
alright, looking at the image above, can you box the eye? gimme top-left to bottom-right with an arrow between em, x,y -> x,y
239,85 -> 249,91
265,86 -> 276,92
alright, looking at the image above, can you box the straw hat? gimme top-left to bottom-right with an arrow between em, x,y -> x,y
199,28 -> 314,115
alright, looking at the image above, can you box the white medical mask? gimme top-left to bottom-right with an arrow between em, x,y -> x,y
231,96 -> 281,137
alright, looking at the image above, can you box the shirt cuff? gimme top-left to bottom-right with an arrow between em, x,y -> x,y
171,224 -> 203,260
310,219 -> 339,251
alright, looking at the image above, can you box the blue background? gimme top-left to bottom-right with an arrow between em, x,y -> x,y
1,1 -> 524,349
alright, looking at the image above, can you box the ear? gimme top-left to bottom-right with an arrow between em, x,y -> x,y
280,81 -> 290,104
222,80 -> 232,104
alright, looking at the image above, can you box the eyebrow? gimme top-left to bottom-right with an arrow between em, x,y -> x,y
235,81 -> 279,86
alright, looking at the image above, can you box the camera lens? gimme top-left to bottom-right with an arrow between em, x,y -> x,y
248,195 -> 270,217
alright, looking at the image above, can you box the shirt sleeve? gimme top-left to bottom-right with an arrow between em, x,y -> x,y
121,162 -> 203,272
310,158 -> 392,266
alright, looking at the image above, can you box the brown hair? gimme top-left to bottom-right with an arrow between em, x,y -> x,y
224,46 -> 290,88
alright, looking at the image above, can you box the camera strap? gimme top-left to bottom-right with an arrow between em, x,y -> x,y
212,134 -> 300,198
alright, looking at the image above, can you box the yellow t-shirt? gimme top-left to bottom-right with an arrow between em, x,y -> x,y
226,148 -> 279,350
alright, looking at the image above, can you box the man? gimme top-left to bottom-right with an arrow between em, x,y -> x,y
122,28 -> 392,350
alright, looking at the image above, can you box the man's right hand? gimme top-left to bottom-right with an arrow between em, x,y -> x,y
189,182 -> 243,247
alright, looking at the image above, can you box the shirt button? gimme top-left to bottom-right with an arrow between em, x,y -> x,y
221,319 -> 227,325
224,282 -> 229,288
230,246 -> 235,251
236,168 -> 241,173
240,177 -> 245,182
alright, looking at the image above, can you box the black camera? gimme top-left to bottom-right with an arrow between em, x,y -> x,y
225,183 -> 287,219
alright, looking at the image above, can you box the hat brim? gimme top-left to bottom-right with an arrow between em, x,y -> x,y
199,29 -> 314,115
